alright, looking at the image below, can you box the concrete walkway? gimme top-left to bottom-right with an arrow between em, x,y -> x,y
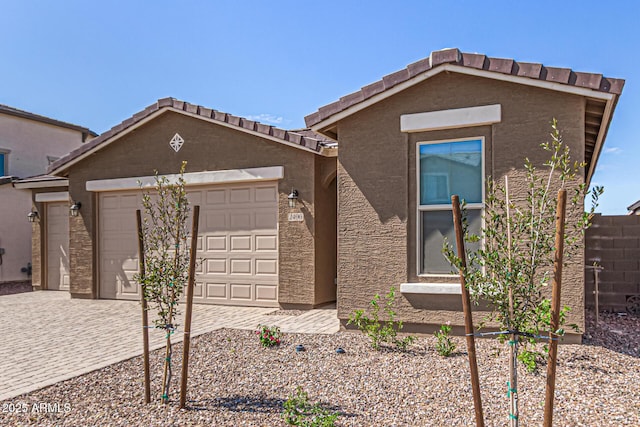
0,291 -> 339,401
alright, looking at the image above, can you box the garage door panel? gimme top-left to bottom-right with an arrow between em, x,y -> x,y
255,259 -> 278,275
255,285 -> 278,301
230,187 -> 251,204
230,283 -> 252,300
120,194 -> 140,209
205,189 -> 226,205
255,210 -> 277,229
100,182 -> 278,306
188,191 -> 202,205
101,195 -> 121,210
206,282 -> 227,298
206,212 -> 227,230
230,235 -> 251,251
230,258 -> 252,274
255,235 -> 277,251
193,282 -> 204,298
206,235 -> 226,251
255,186 -> 277,202
230,212 -> 251,229
206,258 -> 227,274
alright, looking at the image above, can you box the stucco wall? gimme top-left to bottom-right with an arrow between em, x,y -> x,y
0,114 -> 85,284
65,111 -> 331,306
0,185 -> 32,283
336,71 -> 586,333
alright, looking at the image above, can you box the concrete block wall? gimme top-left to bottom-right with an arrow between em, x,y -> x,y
585,214 -> 640,312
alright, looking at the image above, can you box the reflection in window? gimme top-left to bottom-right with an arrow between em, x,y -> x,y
418,139 -> 483,274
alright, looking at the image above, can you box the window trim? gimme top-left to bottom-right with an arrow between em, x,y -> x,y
0,148 -> 9,176
416,136 -> 485,277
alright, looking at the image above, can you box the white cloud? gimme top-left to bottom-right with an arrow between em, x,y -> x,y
246,113 -> 286,125
604,146 -> 621,154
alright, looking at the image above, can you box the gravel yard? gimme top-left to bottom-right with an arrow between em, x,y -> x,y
1,310 -> 638,426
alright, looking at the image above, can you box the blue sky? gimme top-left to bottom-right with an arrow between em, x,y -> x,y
1,1 -> 638,213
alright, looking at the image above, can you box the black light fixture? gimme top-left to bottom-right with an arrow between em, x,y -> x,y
27,210 -> 39,223
70,201 -> 82,217
287,189 -> 299,208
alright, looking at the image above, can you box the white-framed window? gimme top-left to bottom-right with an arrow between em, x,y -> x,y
0,149 -> 9,176
417,137 -> 484,275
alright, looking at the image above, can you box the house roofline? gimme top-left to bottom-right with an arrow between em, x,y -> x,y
0,104 -> 97,140
48,98 -> 335,176
308,63 -> 617,133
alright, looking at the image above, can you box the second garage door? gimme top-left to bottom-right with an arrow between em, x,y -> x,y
98,182 -> 279,306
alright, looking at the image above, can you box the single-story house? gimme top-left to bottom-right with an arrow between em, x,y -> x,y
25,99 -> 337,308
24,48 -> 624,340
304,48 -> 622,339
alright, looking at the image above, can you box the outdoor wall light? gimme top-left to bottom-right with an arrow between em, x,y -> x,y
27,210 -> 39,223
287,189 -> 299,208
70,201 -> 82,217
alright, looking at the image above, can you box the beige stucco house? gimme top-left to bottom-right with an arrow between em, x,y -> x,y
305,48 -> 623,339
34,99 -> 337,307
0,104 -> 94,293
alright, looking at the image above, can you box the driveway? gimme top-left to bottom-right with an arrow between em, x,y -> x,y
0,291 -> 338,400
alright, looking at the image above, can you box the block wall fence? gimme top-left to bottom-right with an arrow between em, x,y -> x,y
585,214 -> 640,312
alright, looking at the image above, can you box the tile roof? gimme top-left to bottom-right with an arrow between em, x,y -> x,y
49,98 -> 334,174
304,48 -> 625,127
0,104 -> 97,138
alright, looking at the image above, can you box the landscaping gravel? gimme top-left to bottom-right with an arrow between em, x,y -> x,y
1,310 -> 638,426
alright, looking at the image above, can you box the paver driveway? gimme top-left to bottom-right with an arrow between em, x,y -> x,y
0,291 -> 338,400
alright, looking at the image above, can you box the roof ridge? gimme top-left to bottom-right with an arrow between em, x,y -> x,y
304,48 -> 625,127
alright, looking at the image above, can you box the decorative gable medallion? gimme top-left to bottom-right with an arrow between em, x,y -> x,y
169,133 -> 184,152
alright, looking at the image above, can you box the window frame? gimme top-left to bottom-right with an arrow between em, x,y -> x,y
0,148 -> 9,176
416,136 -> 485,277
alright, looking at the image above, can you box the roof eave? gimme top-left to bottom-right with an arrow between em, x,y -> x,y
49,105 -> 332,176
309,63 -> 617,136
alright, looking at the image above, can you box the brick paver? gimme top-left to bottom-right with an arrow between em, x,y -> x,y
0,291 -> 338,400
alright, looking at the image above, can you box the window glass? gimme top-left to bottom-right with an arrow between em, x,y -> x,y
0,153 -> 5,176
421,209 -> 481,274
418,139 -> 483,275
419,139 -> 482,205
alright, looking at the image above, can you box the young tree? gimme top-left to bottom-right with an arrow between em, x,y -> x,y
444,119 -> 602,425
135,161 -> 191,404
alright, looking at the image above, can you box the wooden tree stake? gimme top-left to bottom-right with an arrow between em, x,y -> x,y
452,195 -> 485,427
543,189 -> 567,427
180,205 -> 200,409
136,209 -> 151,404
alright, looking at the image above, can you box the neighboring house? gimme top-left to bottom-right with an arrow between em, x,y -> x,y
25,48 -> 624,342
0,104 -> 95,291
31,99 -> 337,307
627,200 -> 640,215
304,48 -> 623,341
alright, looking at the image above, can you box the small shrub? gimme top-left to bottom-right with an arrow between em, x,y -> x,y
256,324 -> 282,347
434,323 -> 456,357
282,386 -> 338,427
347,286 -> 415,350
